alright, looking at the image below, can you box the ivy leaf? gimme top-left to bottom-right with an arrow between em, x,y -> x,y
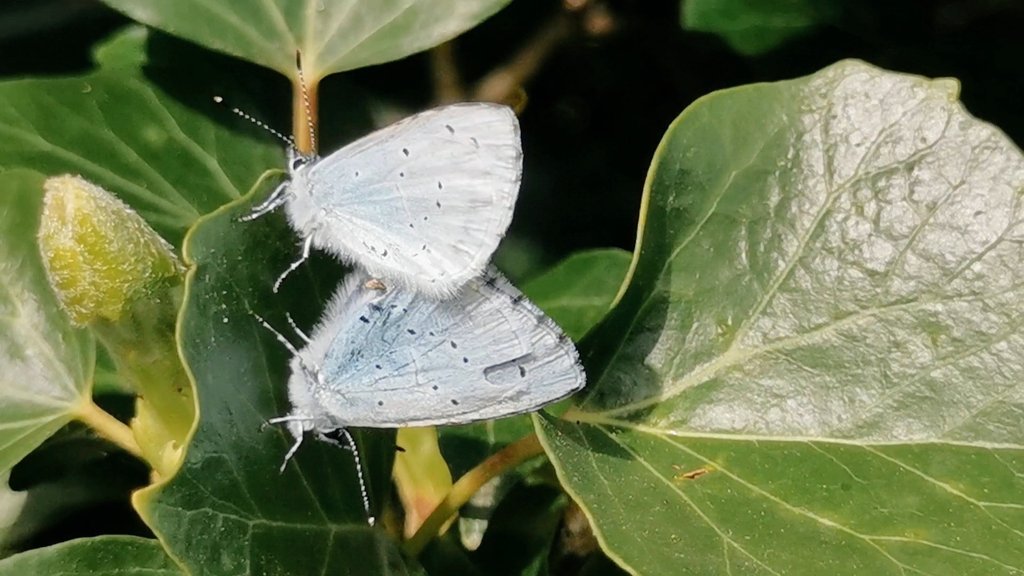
0,27 -> 281,247
0,170 -> 94,473
98,0 -> 513,81
0,536 -> 182,575
523,248 -> 632,341
682,0 -> 841,56
540,60 -> 1024,575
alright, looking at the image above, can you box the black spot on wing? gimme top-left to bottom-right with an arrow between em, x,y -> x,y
402,147 -> 410,156
445,124 -> 454,134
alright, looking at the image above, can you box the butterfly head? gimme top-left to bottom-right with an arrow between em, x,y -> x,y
286,147 -> 317,175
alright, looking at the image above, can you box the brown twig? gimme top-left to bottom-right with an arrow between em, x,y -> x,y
430,41 -> 466,104
471,12 -> 575,106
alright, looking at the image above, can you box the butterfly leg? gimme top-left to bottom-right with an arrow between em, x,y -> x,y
277,434 -> 304,473
273,234 -> 313,293
238,181 -> 291,222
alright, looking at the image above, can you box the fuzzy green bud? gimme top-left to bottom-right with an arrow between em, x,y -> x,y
37,174 -> 182,325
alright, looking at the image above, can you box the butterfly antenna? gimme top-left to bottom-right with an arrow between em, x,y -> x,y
285,312 -> 312,344
251,311 -> 319,384
339,428 -> 375,526
213,95 -> 296,150
251,312 -> 301,356
295,51 -> 317,153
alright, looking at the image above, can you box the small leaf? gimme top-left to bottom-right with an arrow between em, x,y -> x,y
522,248 -> 632,341
0,169 -> 94,473
98,0 -> 513,80
541,60 -> 1024,575
394,427 -> 454,539
0,536 -> 182,575
682,0 -> 841,56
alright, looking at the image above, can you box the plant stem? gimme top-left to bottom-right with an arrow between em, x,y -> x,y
403,433 -> 544,556
293,74 -> 320,155
431,41 -> 465,104
74,400 -> 143,459
472,12 -> 575,105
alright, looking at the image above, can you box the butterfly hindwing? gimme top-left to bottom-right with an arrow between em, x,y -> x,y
290,268 -> 585,428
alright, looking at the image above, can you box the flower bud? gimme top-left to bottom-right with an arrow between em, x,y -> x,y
37,175 -> 182,325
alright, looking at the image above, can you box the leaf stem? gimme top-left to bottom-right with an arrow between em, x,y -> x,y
293,73 -> 320,155
471,11 -> 575,105
403,433 -> 544,556
74,400 -> 143,459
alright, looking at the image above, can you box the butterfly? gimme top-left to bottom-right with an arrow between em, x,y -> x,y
244,103 -> 522,297
256,267 -> 585,525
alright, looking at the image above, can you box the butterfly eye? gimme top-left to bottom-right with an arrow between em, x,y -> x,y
289,156 -> 310,172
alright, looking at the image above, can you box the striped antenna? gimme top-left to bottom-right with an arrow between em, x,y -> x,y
295,51 -> 317,153
213,95 -> 295,149
338,428 -> 375,526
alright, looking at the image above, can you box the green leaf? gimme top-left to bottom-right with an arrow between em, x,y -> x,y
0,472 -> 27,554
539,60 -> 1024,575
98,0 -> 512,80
0,27 -> 281,247
0,536 -> 182,575
682,0 -> 840,56
0,169 -> 94,473
522,248 -> 633,341
135,191 -> 421,575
